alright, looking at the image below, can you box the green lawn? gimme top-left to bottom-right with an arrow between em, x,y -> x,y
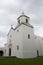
0,57 -> 43,65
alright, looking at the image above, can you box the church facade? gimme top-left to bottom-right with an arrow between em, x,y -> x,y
4,13 -> 43,58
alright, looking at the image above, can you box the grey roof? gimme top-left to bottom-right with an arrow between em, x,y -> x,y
13,23 -> 34,31
7,23 -> 34,36
17,14 -> 30,20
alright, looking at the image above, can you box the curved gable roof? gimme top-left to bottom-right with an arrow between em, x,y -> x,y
17,15 -> 30,20
13,23 -> 34,31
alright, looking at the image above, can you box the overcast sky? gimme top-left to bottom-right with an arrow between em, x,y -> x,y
0,0 -> 43,47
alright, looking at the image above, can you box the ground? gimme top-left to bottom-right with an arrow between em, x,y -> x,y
0,56 -> 43,65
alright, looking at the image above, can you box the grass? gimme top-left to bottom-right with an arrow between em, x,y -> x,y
0,56 -> 43,65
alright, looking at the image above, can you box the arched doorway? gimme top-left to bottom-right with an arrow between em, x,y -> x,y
9,48 -> 11,56
0,51 -> 3,56
37,50 -> 39,56
8,44 -> 12,56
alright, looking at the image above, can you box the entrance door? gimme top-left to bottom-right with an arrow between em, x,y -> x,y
9,48 -> 11,56
37,50 -> 39,56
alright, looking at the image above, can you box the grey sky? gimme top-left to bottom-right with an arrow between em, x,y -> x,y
0,0 -> 43,47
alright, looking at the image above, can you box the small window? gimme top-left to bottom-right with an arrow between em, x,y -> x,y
17,30 -> 19,32
18,20 -> 20,23
28,34 -> 30,39
26,19 -> 28,23
10,35 -> 12,38
17,45 -> 19,50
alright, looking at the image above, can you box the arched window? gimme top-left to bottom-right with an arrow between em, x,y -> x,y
28,34 -> 30,39
26,19 -> 28,23
17,45 -> 19,50
9,48 -> 11,56
18,20 -> 20,24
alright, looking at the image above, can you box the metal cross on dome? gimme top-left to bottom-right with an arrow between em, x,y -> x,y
22,11 -> 24,15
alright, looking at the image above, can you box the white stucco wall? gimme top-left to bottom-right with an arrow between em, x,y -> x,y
41,39 -> 43,55
4,28 -> 14,56
12,24 -> 37,58
12,25 -> 24,58
36,36 -> 43,56
20,25 -> 37,58
4,44 -> 8,56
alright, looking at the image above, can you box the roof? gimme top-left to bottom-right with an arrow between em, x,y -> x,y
7,27 -> 13,36
34,35 -> 43,40
17,14 -> 30,20
7,23 -> 34,36
13,23 -> 34,31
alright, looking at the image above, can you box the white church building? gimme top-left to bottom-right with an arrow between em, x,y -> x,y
4,13 -> 43,58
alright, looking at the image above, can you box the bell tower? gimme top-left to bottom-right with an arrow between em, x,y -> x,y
17,12 -> 30,25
